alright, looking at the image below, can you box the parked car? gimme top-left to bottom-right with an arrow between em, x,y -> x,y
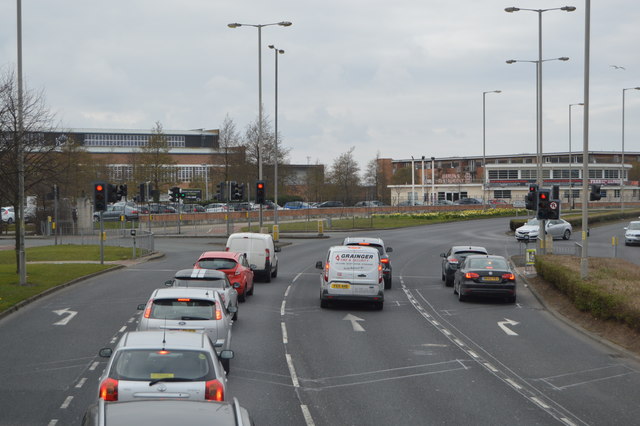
434,199 -> 455,206
147,203 -> 177,214
283,201 -> 313,210
82,398 -> 252,426
354,200 -> 385,207
453,254 -> 517,303
194,252 -> 255,302
165,269 -> 239,318
205,203 -> 228,213
317,201 -> 344,208
96,331 -> 233,403
260,200 -> 280,210
229,202 -> 256,211
180,204 -> 206,213
440,246 -> 489,287
137,288 -> 235,354
93,202 -> 142,222
1,206 -> 15,224
624,221 -> 640,246
454,198 -> 483,205
343,237 -> 393,289
315,244 -> 384,310
515,218 -> 572,241
225,232 -> 279,282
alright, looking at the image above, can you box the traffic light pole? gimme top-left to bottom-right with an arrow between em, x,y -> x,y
99,211 -> 104,264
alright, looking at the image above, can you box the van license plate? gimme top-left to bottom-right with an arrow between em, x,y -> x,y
331,283 -> 350,289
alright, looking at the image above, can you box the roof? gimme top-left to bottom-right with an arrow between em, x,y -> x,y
451,246 -> 488,253
120,331 -> 207,349
151,287 -> 220,300
343,237 -> 385,246
174,269 -> 228,280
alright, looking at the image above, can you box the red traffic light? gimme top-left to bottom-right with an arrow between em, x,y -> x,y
257,183 -> 264,189
539,193 -> 547,200
95,184 -> 104,191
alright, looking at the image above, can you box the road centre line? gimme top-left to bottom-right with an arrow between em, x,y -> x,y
281,322 -> 288,344
75,377 -> 87,388
280,301 -> 286,316
47,421 -> 58,426
300,404 -> 316,426
286,354 -> 300,388
118,326 -> 127,333
60,396 -> 73,409
284,285 -> 291,297
89,361 -> 99,371
292,273 -> 303,282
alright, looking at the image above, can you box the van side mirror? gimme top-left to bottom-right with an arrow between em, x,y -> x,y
274,246 -> 281,252
315,261 -> 323,269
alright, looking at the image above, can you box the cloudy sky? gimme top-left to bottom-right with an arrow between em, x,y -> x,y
1,0 -> 639,168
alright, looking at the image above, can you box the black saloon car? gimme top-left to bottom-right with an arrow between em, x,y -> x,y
453,254 -> 516,303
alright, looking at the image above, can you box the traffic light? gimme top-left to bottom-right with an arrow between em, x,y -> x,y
590,184 -> 602,201
237,183 -> 245,201
256,180 -> 266,204
107,183 -> 119,203
118,184 -> 128,200
93,182 -> 107,211
169,186 -> 180,202
525,184 -> 538,210
139,183 -> 146,202
551,184 -> 560,200
231,181 -> 245,201
536,189 -> 550,220
215,181 -> 226,202
547,198 -> 560,220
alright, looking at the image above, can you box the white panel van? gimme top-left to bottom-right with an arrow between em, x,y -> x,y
225,232 -> 280,282
315,245 -> 384,310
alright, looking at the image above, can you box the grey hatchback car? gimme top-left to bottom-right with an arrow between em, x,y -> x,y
441,246 -> 489,287
96,330 -> 233,403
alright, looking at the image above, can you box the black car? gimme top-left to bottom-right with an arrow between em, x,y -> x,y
454,197 -> 483,205
440,246 -> 489,287
317,201 -> 344,208
453,254 -> 516,303
343,237 -> 393,289
93,202 -> 142,222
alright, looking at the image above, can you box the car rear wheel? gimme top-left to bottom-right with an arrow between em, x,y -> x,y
238,292 -> 246,303
375,302 -> 384,310
6,218 -> 13,224
563,229 -> 571,240
271,264 -> 278,278
445,275 -> 454,287
384,276 -> 392,290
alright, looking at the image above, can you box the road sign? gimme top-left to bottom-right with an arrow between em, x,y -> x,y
549,201 -> 558,210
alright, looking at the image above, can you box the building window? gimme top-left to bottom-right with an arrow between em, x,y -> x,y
488,170 -> 518,180
604,169 -> 619,179
589,169 -> 603,179
520,169 -> 537,179
493,190 -> 512,199
614,189 -> 621,198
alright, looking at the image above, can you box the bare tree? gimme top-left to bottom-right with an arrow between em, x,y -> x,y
328,147 -> 360,205
135,121 -> 175,200
364,151 -> 389,203
217,114 -> 242,183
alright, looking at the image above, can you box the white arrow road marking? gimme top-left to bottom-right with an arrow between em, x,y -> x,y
53,308 -> 78,326
498,318 -> 520,336
343,314 -> 366,332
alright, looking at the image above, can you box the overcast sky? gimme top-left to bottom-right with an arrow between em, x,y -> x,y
1,1 -> 640,168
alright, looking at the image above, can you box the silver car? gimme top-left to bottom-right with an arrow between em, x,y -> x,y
624,221 -> 640,246
515,218 -> 572,241
96,330 -> 233,403
165,269 -> 239,321
137,288 -> 234,354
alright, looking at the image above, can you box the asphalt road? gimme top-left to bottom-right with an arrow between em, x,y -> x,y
0,217 -> 639,425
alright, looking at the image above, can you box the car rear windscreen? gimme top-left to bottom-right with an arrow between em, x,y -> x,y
173,279 -> 225,289
112,349 -> 213,381
198,258 -> 237,269
150,299 -> 214,320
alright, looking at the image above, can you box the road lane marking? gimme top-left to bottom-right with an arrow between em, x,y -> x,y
301,404 -> 316,426
118,326 -> 127,333
293,273 -> 302,282
343,314 -> 366,332
285,285 -> 291,297
60,396 -> 73,409
281,322 -> 288,344
53,308 -> 78,325
286,354 -> 300,387
89,361 -> 99,371
75,378 -> 87,388
281,301 -> 286,316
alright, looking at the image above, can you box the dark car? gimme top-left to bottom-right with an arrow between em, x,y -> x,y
453,254 -> 516,303
93,202 -> 142,222
317,201 -> 344,208
343,236 -> 393,289
147,203 -> 177,214
454,198 -> 483,205
441,246 -> 489,287
354,200 -> 385,207
180,204 -> 206,213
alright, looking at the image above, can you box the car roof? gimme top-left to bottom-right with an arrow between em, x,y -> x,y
174,269 -> 228,280
227,232 -> 272,241
329,244 -> 380,255
463,254 -> 506,261
197,251 -> 240,260
150,287 -> 220,300
343,237 -> 384,246
118,330 -> 209,349
451,246 -> 488,252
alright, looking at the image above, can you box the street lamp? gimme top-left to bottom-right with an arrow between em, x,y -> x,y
268,44 -> 285,225
228,20 -> 292,227
483,90 -> 501,206
568,102 -> 583,210
201,164 -> 209,201
431,156 -> 436,205
505,5 -> 575,186
410,156 -> 415,206
621,87 -> 640,211
421,156 -> 425,205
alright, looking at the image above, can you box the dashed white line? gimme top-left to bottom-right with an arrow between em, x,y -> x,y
442,329 -> 452,336
284,285 -> 291,297
118,326 -> 127,333
431,320 -> 440,326
468,351 -> 479,359
454,339 -> 465,347
301,404 -> 316,426
561,418 -> 578,426
506,378 -> 522,390
127,317 -> 135,323
110,336 -> 118,344
89,361 -> 99,371
531,397 -> 550,409
60,396 -> 73,409
483,363 -> 498,373
47,420 -> 58,426
293,273 -> 302,282
280,301 -> 286,316
281,322 -> 288,344
286,354 -> 300,387
75,378 -> 88,388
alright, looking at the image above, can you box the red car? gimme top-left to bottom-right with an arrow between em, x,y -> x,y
194,251 -> 255,302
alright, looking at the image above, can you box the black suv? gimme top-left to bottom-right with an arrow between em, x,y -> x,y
343,237 -> 393,289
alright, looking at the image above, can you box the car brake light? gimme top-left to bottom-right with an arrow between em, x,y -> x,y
378,263 -> 383,283
143,300 -> 153,318
177,298 -> 191,302
225,247 -> 229,252
99,378 -> 118,401
465,272 -> 480,279
380,258 -> 389,264
449,258 -> 459,263
205,379 -> 224,401
502,273 -> 516,281
265,248 -> 270,263
324,263 -> 329,282
215,301 -> 222,320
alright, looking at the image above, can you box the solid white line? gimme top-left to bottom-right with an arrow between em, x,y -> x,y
286,354 -> 300,387
301,404 -> 316,426
89,361 -> 99,371
284,285 -> 291,297
60,396 -> 73,409
119,326 -> 127,333
281,322 -> 288,344
506,378 -> 522,390
75,378 -> 87,388
280,301 -> 286,316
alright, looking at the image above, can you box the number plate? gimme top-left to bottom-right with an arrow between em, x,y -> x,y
482,276 -> 500,282
331,283 -> 351,289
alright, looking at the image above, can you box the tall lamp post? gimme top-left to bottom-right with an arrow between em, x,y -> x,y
228,20 -> 292,227
268,45 -> 285,225
431,157 -> 436,205
505,6 -> 576,186
568,103 -> 583,210
621,87 -> 640,211
410,156 -> 415,206
421,156 -> 425,205
483,90 -> 501,206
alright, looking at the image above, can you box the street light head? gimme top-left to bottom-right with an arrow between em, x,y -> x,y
505,7 -> 520,12
227,23 -> 241,28
278,21 -> 293,27
558,57 -> 570,61
561,6 -> 577,12
495,90 -> 502,94
278,49 -> 285,54
268,44 -> 275,49
506,60 -> 517,64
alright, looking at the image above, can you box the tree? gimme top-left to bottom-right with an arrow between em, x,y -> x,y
217,114 -> 244,183
0,69 -> 61,275
136,121 -> 175,201
364,151 -> 389,203
328,147 -> 360,205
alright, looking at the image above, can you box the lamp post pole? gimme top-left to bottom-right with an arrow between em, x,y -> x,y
228,21 -> 292,227
431,157 -> 435,205
410,156 -> 415,206
568,103 -> 583,210
483,90 -> 501,206
580,0 -> 591,279
16,0 -> 26,285
621,87 -> 640,211
269,45 -> 285,225
421,156 -> 425,205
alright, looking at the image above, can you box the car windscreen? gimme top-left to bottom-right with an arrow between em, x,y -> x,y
197,258 -> 237,270
467,258 -> 508,270
173,278 -> 225,289
150,299 -> 214,320
629,223 -> 640,230
111,349 -> 213,381
454,250 -> 487,258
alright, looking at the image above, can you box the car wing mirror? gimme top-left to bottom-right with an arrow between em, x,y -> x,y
440,253 -> 446,257
228,306 -> 238,313
249,264 -> 257,270
164,279 -> 174,287
137,303 -> 146,310
274,246 -> 281,252
98,348 -> 113,358
315,261 -> 323,269
219,349 -> 234,360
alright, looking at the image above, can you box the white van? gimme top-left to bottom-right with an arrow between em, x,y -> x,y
225,232 -> 280,282
315,245 -> 384,310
